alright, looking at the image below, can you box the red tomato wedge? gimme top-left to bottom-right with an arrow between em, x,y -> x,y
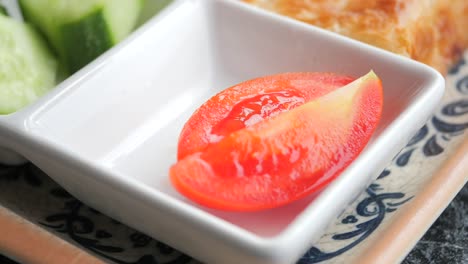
170,71 -> 383,211
177,72 -> 354,160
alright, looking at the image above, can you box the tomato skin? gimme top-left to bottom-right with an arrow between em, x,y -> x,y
171,72 -> 383,211
177,72 -> 354,160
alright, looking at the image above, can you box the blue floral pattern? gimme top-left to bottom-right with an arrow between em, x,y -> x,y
39,188 -> 192,264
299,184 -> 412,263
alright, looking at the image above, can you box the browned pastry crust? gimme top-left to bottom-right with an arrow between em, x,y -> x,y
244,0 -> 468,74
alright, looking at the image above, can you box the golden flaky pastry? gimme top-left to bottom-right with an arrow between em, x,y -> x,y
244,0 -> 468,74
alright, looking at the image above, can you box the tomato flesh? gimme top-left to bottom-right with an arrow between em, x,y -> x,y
171,71 -> 383,211
177,72 -> 354,160
211,90 -> 304,137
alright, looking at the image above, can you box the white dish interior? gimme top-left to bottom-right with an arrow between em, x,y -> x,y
0,0 -> 444,263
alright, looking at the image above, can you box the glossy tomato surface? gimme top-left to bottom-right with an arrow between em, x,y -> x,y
171,72 -> 383,211
177,72 -> 354,159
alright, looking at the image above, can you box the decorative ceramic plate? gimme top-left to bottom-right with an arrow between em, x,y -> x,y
0,0 -> 467,264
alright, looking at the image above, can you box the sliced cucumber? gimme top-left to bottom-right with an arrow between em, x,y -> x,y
0,13 -> 57,114
20,0 -> 144,73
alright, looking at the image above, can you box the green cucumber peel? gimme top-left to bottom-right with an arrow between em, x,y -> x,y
0,6 -> 6,15
19,0 -> 144,74
60,9 -> 113,73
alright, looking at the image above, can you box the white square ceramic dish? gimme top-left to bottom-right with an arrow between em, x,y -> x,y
0,0 -> 444,263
